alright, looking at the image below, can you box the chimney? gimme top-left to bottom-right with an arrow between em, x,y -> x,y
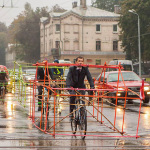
72,1 -> 77,8
80,0 -> 86,8
114,5 -> 121,14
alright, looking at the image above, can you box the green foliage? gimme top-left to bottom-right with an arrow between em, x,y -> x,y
92,0 -> 124,12
8,2 -> 49,63
119,0 -> 150,62
0,23 -> 8,65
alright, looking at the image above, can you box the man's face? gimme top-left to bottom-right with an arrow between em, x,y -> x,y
76,58 -> 84,66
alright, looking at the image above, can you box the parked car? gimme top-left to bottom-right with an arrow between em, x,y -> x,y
107,60 -> 133,71
96,71 -> 150,104
59,60 -> 71,64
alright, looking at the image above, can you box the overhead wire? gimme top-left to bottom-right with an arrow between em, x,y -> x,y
0,0 -> 20,22
0,0 -> 72,25
0,0 -> 9,9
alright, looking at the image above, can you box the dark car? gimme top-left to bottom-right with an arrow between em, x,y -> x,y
96,71 -> 150,104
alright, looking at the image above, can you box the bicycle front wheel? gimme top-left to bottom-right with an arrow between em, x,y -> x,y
71,109 -> 77,134
78,107 -> 87,140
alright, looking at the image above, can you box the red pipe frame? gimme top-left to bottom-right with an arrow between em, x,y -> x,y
29,61 -> 142,138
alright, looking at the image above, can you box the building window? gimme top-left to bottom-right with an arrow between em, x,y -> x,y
96,24 -> 101,32
96,41 -> 101,51
56,24 -> 60,32
113,25 -> 117,32
55,41 -> 60,48
96,59 -> 101,65
113,41 -> 118,51
87,59 -> 92,63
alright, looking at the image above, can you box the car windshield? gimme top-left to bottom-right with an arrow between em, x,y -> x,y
107,72 -> 141,82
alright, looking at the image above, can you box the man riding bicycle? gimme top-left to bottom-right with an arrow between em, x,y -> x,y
66,56 -> 94,120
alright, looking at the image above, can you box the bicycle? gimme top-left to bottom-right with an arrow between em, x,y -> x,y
70,93 -> 87,140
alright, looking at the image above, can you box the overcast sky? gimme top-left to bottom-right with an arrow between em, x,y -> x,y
0,0 -> 92,26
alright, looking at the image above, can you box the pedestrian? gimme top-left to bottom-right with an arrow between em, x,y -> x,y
51,59 -> 63,80
37,60 -> 53,111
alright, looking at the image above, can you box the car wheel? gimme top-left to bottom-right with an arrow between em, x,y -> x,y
143,96 -> 149,103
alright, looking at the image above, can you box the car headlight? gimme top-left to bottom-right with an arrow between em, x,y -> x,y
144,86 -> 150,91
117,93 -> 121,96
118,88 -> 124,91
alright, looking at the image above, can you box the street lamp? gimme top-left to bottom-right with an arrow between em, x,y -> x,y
128,9 -> 141,77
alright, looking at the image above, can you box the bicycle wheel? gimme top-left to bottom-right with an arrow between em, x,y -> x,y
71,107 -> 77,134
78,107 -> 87,140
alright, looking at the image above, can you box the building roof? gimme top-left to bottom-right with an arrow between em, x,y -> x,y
40,17 -> 48,22
51,6 -> 120,19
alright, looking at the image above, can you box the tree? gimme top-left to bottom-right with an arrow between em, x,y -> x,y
119,0 -> 150,63
8,3 -> 49,63
92,0 -> 124,12
0,22 -> 8,65
51,4 -> 66,13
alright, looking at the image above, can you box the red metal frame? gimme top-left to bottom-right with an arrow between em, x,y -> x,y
28,61 -> 142,138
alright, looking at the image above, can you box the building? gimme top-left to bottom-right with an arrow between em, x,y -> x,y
40,0 -> 125,68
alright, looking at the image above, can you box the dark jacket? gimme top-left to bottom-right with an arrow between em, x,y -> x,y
66,66 -> 94,88
37,67 -> 53,82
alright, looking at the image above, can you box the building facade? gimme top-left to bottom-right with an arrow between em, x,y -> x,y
40,0 -> 125,67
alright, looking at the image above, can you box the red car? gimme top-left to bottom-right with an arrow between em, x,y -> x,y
96,71 -> 150,104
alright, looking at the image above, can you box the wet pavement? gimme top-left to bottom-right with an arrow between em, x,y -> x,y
0,90 -> 150,149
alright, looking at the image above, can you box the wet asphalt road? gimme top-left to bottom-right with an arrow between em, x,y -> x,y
0,90 -> 150,149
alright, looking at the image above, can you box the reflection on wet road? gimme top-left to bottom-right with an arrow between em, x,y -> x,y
0,92 -> 150,149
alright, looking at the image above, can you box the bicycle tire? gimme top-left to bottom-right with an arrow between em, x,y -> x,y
78,107 -> 87,140
71,108 -> 77,134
